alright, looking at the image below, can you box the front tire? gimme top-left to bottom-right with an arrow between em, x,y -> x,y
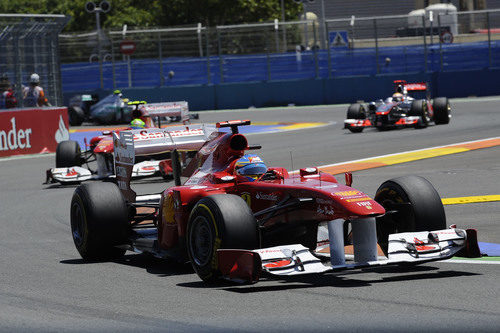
56,140 -> 82,167
70,182 -> 129,261
410,100 -> 429,129
346,103 -> 366,133
347,103 -> 366,120
433,97 -> 451,124
374,175 -> 446,255
187,194 -> 259,282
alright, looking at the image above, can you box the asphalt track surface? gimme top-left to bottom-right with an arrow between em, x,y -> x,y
1,97 -> 499,332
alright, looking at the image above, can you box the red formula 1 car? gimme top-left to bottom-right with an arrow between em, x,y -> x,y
344,80 -> 451,133
69,120 -> 479,284
45,102 -> 192,184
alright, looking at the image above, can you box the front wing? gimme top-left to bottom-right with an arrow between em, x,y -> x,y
45,160 -> 167,184
217,228 -> 478,283
344,116 -> 420,130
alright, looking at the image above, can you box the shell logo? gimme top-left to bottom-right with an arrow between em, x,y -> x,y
334,190 -> 359,197
263,259 -> 292,268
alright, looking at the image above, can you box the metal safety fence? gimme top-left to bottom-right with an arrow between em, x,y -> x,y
58,9 -> 500,91
0,14 -> 69,107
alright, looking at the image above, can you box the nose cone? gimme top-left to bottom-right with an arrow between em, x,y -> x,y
330,188 -> 385,217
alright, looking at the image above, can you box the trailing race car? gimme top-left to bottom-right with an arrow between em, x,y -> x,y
344,80 -> 451,133
69,120 -> 479,284
45,102 -> 192,184
67,90 -> 198,126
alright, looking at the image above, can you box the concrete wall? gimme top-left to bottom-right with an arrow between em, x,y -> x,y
63,68 -> 500,111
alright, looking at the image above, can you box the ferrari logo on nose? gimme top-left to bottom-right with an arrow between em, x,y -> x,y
241,192 -> 251,207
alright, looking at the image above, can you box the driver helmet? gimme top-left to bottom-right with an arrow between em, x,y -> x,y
29,73 -> 40,84
130,118 -> 146,129
234,154 -> 267,182
392,92 -> 403,102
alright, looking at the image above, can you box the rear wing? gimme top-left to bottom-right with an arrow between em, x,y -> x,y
140,101 -> 189,123
404,82 -> 428,91
113,124 -> 218,201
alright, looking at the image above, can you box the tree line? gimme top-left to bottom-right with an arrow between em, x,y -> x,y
1,0 -> 303,31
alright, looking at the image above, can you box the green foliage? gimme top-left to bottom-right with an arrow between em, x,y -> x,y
0,0 -> 303,32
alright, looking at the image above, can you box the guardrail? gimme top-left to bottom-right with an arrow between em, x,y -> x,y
0,107 -> 69,157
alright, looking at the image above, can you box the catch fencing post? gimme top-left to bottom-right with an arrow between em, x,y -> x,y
487,11 -> 492,68
197,23 -> 203,57
275,19 -> 280,53
50,32 -> 59,105
127,54 -> 132,87
158,31 -> 164,86
326,21 -> 332,78
217,28 -> 224,83
313,22 -> 318,78
111,37 -> 116,89
266,35 -> 271,81
438,14 -> 443,71
422,15 -> 428,72
280,0 -> 287,52
205,27 -> 210,84
374,18 -> 379,74
205,27 -> 211,84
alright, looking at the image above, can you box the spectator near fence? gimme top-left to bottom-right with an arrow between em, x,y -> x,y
23,73 -> 50,107
0,74 -> 18,109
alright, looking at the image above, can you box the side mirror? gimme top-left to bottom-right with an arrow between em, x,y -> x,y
345,172 -> 352,187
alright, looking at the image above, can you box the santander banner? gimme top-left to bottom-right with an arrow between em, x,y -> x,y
0,107 -> 69,158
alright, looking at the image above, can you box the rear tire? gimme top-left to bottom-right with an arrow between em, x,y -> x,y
56,140 -> 82,167
433,97 -> 451,124
410,100 -> 429,129
68,106 -> 85,126
187,194 -> 259,282
374,175 -> 446,255
70,182 -> 129,261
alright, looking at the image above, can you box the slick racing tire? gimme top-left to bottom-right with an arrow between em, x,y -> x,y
410,100 -> 429,129
68,106 -> 85,126
70,182 -> 129,261
433,97 -> 451,125
347,103 -> 366,120
346,103 -> 366,133
374,175 -> 446,256
187,194 -> 259,283
56,140 -> 82,168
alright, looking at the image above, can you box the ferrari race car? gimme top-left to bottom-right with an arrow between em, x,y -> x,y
69,120 -> 480,284
45,102 -> 192,184
344,80 -> 451,133
67,90 -> 198,126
